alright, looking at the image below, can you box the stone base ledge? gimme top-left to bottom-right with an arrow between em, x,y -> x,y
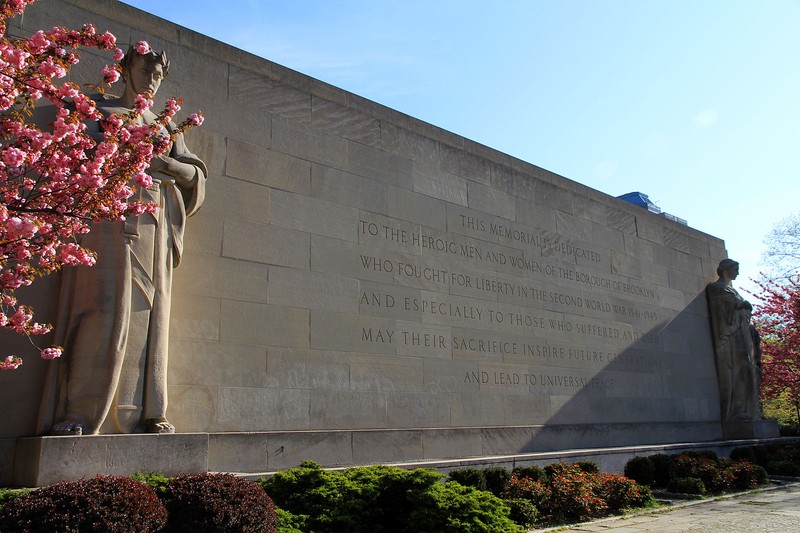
3,421 -> 788,487
722,419 -> 780,440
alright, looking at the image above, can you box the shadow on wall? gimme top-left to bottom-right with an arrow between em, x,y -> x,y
505,291 -> 723,454
0,275 -> 60,438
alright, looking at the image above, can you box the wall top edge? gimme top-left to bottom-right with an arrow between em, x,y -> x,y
60,0 -> 718,242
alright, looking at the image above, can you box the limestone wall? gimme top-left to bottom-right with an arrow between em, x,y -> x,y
0,0 -> 726,457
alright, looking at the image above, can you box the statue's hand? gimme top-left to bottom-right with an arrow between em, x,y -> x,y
147,154 -> 172,174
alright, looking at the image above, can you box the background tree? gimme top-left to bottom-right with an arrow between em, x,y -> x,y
753,276 -> 800,429
760,212 -> 800,282
0,0 -> 202,369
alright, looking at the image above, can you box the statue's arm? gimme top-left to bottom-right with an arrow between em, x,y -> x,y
149,154 -> 198,187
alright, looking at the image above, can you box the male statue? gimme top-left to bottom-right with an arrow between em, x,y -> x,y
37,46 -> 207,435
706,259 -> 761,422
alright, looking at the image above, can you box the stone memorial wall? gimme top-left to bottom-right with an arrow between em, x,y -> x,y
0,0 -> 737,482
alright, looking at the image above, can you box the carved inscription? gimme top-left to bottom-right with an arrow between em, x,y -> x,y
354,211 -> 670,393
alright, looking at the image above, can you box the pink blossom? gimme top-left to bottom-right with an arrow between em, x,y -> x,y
9,306 -> 32,328
38,58 -> 67,78
133,94 -> 153,112
0,355 -> 23,371
113,47 -> 124,61
97,31 -> 116,49
187,113 -> 204,126
6,217 -> 38,239
40,347 -> 62,360
101,64 -> 120,83
2,146 -> 25,167
28,31 -> 51,53
134,40 -> 151,55
134,171 -> 153,187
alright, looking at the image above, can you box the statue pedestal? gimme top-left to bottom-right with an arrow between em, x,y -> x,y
722,420 -> 780,440
10,433 -> 208,487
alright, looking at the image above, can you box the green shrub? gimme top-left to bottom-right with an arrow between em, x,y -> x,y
0,488 -> 32,511
576,460 -> 600,474
261,462 -> 521,533
164,473 -> 276,533
0,475 -> 166,532
766,459 -> 800,476
131,470 -> 172,495
411,481 -> 522,533
668,476 -> 706,495
275,508 -> 308,533
482,466 -> 511,496
624,456 -> 656,486
598,473 -> 654,512
671,453 -> 730,493
505,498 -> 539,528
649,454 -> 674,487
448,468 -> 487,491
680,450 -> 719,461
511,465 -> 548,483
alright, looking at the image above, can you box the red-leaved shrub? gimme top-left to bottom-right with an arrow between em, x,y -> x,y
0,475 -> 166,532
163,472 -> 276,533
598,473 -> 653,512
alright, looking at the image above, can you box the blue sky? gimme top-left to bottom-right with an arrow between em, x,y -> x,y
123,0 -> 800,296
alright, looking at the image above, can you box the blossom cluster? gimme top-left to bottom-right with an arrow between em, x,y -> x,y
753,276 -> 800,406
0,2 -> 203,368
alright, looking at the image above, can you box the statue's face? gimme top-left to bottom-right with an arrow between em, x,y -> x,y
726,264 -> 740,280
124,55 -> 165,97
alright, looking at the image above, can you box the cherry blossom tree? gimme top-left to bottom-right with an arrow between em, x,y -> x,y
753,276 -> 800,424
0,0 -> 202,370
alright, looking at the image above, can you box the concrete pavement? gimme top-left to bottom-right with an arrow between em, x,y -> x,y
538,483 -> 800,532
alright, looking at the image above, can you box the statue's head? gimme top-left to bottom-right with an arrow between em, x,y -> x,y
119,46 -> 170,98
717,258 -> 739,278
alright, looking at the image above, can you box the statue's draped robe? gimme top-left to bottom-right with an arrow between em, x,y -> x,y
37,106 -> 206,435
706,280 -> 760,421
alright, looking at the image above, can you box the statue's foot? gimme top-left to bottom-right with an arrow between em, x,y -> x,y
52,421 -> 84,436
145,418 -> 175,434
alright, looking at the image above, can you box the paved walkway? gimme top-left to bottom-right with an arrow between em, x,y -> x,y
539,483 -> 800,532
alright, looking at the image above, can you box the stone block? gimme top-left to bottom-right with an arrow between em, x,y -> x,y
312,96 -> 381,147
387,392 -> 451,427
215,388 -> 311,431
222,218 -> 310,268
204,176 -> 269,225
13,434 -> 208,487
389,186 -> 448,231
268,266 -> 359,313
312,164 -> 388,214
266,347 -> 351,391
220,300 -> 309,347
270,188 -> 359,242
348,140 -> 413,189
265,431 -> 354,470
309,390 -> 388,429
168,339 -> 267,388
423,429 -> 483,460
350,353 -> 424,392
229,65 -> 311,124
413,163 -> 468,206
467,181 -> 516,220
310,235 -> 398,285
170,294 -> 221,342
272,119 -> 348,170
352,430 -> 423,464
226,139 -> 312,195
